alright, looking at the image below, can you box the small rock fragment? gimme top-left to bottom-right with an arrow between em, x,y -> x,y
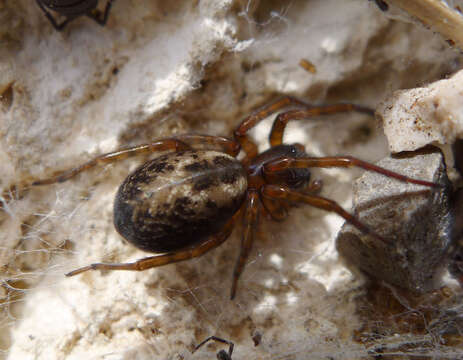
336,149 -> 453,293
377,69 -> 463,153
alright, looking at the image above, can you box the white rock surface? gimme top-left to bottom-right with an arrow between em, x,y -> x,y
378,69 -> 463,153
1,1 -> 463,359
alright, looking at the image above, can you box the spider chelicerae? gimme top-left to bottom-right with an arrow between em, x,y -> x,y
32,96 -> 438,299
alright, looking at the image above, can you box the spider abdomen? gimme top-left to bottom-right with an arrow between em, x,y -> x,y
113,150 -> 247,253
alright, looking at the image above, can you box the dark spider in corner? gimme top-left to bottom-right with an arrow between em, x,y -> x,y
36,0 -> 115,30
193,336 -> 234,360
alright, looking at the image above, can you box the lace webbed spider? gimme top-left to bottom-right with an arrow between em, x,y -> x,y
32,96 -> 439,299
36,0 -> 115,30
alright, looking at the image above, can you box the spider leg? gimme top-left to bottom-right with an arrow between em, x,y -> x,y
32,138 -> 191,186
86,0 -> 115,26
260,196 -> 288,221
230,191 -> 259,299
262,185 -> 389,243
269,104 -> 373,147
36,0 -> 72,30
66,211 -> 238,276
33,135 -> 240,186
175,134 -> 240,156
193,336 -> 234,360
264,156 -> 440,188
234,96 -> 312,162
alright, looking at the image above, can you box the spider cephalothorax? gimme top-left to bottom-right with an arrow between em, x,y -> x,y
32,96 -> 439,299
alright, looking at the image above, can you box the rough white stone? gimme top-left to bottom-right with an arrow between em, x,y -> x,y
378,69 -> 463,153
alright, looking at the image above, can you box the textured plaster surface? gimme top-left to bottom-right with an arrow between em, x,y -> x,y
1,0 -> 463,359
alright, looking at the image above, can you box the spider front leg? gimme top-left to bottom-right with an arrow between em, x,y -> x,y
234,96 -> 313,163
264,156 -> 441,188
230,191 -> 259,300
269,104 -> 374,146
233,96 -> 374,158
66,211 -> 238,276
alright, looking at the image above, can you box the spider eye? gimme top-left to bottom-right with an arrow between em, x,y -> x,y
289,143 -> 306,156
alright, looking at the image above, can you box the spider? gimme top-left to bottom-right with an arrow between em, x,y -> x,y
32,96 -> 439,299
193,336 -> 234,360
36,0 -> 115,31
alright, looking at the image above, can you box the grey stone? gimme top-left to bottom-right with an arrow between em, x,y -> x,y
336,149 -> 453,293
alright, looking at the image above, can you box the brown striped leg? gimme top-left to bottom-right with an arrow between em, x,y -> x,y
234,97 -> 311,136
230,191 -> 259,299
234,97 -> 313,163
174,134 -> 240,157
269,104 -> 374,147
32,138 -> 191,186
264,156 -> 440,188
66,212 -> 239,277
262,185 -> 389,244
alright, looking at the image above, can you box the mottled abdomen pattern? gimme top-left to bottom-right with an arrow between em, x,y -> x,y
113,150 -> 247,253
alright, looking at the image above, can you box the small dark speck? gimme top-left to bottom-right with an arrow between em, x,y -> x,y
252,331 -> 262,346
